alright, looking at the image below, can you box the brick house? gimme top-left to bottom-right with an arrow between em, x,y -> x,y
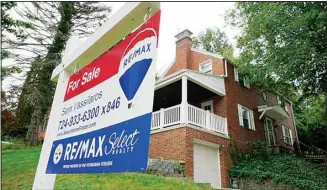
149,29 -> 299,188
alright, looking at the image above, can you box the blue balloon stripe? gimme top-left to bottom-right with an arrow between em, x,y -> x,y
119,59 -> 152,101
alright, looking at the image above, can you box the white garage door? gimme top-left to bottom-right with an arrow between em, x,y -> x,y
193,143 -> 221,189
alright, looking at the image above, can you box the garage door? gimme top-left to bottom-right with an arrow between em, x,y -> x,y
193,143 -> 221,189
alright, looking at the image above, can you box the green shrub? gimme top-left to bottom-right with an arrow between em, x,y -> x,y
229,141 -> 325,190
173,162 -> 184,175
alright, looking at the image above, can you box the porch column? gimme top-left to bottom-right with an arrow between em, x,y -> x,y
181,76 -> 188,124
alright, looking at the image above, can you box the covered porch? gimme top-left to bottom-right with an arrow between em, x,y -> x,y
151,70 -> 228,136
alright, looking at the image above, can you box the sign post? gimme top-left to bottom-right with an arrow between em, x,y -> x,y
33,2 -> 160,189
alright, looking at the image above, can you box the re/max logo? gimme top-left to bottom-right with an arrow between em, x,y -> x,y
58,129 -> 140,162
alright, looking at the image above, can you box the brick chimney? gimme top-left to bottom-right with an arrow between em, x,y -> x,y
174,29 -> 193,70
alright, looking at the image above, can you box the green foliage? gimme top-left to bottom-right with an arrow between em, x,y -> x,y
1,2 -> 34,40
229,142 -> 325,190
1,2 -> 33,62
226,2 -> 327,98
1,66 -> 22,80
226,2 -> 327,153
13,2 -> 111,141
295,94 -> 326,130
294,94 -> 326,151
2,148 -> 212,190
244,141 -> 268,158
228,136 -> 242,164
192,27 -> 229,53
173,162 -> 185,175
192,27 -> 236,62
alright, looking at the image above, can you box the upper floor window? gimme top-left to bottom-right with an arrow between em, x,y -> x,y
199,60 -> 212,74
262,91 -> 268,101
277,95 -> 282,104
234,67 -> 250,88
237,104 -> 255,130
282,126 -> 293,145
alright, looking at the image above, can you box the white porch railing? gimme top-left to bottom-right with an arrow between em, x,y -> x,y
151,104 -> 228,136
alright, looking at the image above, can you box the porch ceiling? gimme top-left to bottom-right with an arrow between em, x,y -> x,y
153,80 -> 216,111
155,69 -> 226,96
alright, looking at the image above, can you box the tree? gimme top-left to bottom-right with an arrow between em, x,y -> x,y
226,2 -> 327,151
12,2 -> 111,142
1,2 -> 33,79
226,2 -> 327,99
192,27 -> 236,62
295,94 -> 326,151
1,85 -> 23,136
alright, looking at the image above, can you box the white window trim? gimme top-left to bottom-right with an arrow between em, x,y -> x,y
265,117 -> 276,146
262,91 -> 268,101
237,104 -> 255,130
201,100 -> 214,113
199,60 -> 213,74
234,67 -> 239,82
277,95 -> 282,104
234,67 -> 250,88
282,125 -> 293,145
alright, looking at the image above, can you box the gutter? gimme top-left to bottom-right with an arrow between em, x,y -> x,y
290,103 -> 301,153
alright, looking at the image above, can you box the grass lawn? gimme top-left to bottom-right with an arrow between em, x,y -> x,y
2,147 -> 212,190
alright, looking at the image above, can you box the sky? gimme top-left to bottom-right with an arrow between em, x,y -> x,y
2,2 -> 240,90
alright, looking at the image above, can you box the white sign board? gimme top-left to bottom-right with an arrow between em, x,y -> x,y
33,2 -> 160,189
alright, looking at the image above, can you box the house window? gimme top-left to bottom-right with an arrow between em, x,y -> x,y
199,60 -> 212,74
262,91 -> 268,101
234,67 -> 250,88
277,95 -> 282,104
201,100 -> 213,113
265,118 -> 276,146
283,126 -> 293,145
237,104 -> 255,130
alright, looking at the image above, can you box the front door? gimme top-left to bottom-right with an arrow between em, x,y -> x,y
265,118 -> 276,146
201,100 -> 213,113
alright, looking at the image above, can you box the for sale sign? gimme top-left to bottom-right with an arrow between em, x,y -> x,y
45,11 -> 161,174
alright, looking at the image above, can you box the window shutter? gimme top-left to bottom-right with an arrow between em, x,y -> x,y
234,67 -> 239,82
282,126 -> 286,143
277,95 -> 281,104
237,104 -> 243,126
245,77 -> 251,88
250,110 -> 255,130
290,129 -> 293,145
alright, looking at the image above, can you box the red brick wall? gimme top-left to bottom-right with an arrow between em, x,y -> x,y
149,126 -> 232,188
165,38 -> 192,76
165,46 -> 225,78
190,95 -> 227,118
275,103 -> 297,150
149,127 -> 187,162
223,63 -> 266,150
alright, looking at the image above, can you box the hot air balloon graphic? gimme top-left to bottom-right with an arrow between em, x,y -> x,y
119,28 -> 157,109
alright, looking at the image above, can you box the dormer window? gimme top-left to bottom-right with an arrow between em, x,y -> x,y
234,67 -> 250,88
199,60 -> 212,74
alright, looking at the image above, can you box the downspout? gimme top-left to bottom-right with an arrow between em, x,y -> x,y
290,102 -> 301,153
224,59 -> 228,77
